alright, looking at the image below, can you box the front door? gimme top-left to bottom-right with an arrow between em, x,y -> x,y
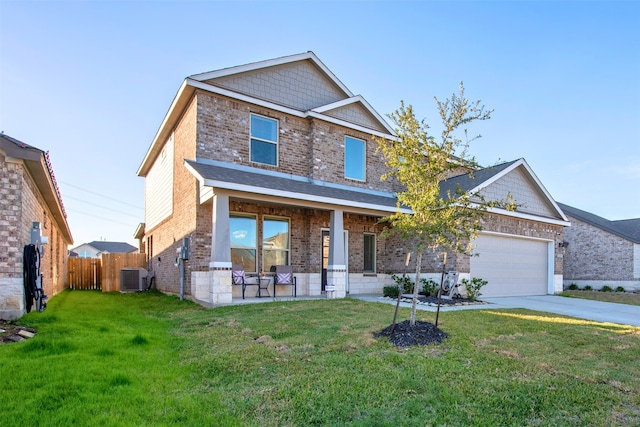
321,229 -> 348,293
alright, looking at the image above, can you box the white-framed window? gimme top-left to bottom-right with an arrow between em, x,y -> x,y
263,216 -> 290,272
363,233 -> 376,273
250,113 -> 278,166
230,214 -> 257,273
345,136 -> 365,181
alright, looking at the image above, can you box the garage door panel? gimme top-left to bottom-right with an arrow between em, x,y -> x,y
470,235 -> 549,297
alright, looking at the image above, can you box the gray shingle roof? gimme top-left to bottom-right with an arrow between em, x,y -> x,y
557,202 -> 640,243
0,132 -> 39,151
439,160 -> 519,198
87,241 -> 137,253
185,160 -> 400,210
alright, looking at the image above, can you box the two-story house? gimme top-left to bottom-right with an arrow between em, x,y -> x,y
136,52 -> 569,305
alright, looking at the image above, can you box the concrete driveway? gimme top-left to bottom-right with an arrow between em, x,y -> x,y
353,294 -> 640,327
483,295 -> 640,327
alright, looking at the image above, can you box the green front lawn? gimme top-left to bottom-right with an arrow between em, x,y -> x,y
1,290 -> 638,426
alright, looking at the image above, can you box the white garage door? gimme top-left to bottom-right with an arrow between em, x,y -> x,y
470,234 -> 549,297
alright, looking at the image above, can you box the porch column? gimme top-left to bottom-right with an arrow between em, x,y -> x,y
204,194 -> 232,304
327,209 -> 347,298
210,193 -> 231,267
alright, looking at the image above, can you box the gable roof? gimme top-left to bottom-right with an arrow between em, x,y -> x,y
440,158 -> 569,225
557,203 -> 640,243
439,160 -> 518,196
138,52 -> 395,177
0,132 -> 73,243
73,241 -> 137,254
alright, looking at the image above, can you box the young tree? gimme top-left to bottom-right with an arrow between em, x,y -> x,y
375,83 -> 514,326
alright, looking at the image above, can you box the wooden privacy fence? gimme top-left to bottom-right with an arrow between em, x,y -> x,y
68,253 -> 147,292
68,258 -> 102,290
101,253 -> 147,292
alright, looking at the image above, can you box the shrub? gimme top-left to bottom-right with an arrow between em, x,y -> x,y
461,277 -> 488,301
391,274 -> 413,294
383,285 -> 400,298
567,283 -> 579,290
615,286 -> 626,293
601,285 -> 613,292
420,278 -> 439,296
583,285 -> 593,291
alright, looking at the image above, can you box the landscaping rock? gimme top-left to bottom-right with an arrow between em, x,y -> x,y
0,321 -> 36,344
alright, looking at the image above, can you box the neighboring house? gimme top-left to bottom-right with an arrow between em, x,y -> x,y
558,203 -> 640,291
70,241 -> 138,259
136,52 -> 569,304
0,133 -> 73,319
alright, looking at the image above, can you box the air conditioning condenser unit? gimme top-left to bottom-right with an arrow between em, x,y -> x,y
120,268 -> 148,292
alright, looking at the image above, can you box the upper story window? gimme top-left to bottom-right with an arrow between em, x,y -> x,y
250,114 -> 278,166
344,136 -> 365,181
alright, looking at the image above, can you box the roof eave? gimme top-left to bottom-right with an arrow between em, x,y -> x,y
137,80 -> 194,177
23,156 -> 74,243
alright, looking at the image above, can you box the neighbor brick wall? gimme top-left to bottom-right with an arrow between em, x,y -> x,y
0,153 -> 22,282
21,164 -> 70,297
563,216 -> 634,281
1,151 -> 71,318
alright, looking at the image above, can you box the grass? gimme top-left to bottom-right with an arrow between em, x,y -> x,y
1,290 -> 639,426
559,290 -> 640,306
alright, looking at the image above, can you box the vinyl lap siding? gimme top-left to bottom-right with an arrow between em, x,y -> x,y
145,136 -> 174,230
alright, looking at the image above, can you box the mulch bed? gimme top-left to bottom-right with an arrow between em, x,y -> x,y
384,294 -> 488,307
375,319 -> 448,347
416,295 -> 482,306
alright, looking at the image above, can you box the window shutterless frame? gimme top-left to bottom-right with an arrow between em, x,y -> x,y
262,216 -> 290,273
363,233 -> 376,273
229,213 -> 258,273
344,136 -> 366,181
250,113 -> 278,166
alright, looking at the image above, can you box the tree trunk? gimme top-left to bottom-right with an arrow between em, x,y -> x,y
409,251 -> 423,326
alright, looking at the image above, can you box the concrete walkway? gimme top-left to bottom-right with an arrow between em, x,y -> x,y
351,294 -> 640,327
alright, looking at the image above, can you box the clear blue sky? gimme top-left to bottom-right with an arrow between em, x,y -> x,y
1,0 -> 639,248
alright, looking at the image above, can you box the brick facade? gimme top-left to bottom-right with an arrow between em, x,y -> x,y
195,92 -> 396,193
1,149 -> 72,319
563,216 -> 639,290
138,53 -> 567,303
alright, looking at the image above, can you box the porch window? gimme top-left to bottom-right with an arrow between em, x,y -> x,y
250,113 -> 278,166
263,216 -> 289,272
345,136 -> 365,181
363,233 -> 376,273
230,214 -> 257,272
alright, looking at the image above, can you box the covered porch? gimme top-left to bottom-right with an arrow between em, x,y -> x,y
185,159 -> 405,306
